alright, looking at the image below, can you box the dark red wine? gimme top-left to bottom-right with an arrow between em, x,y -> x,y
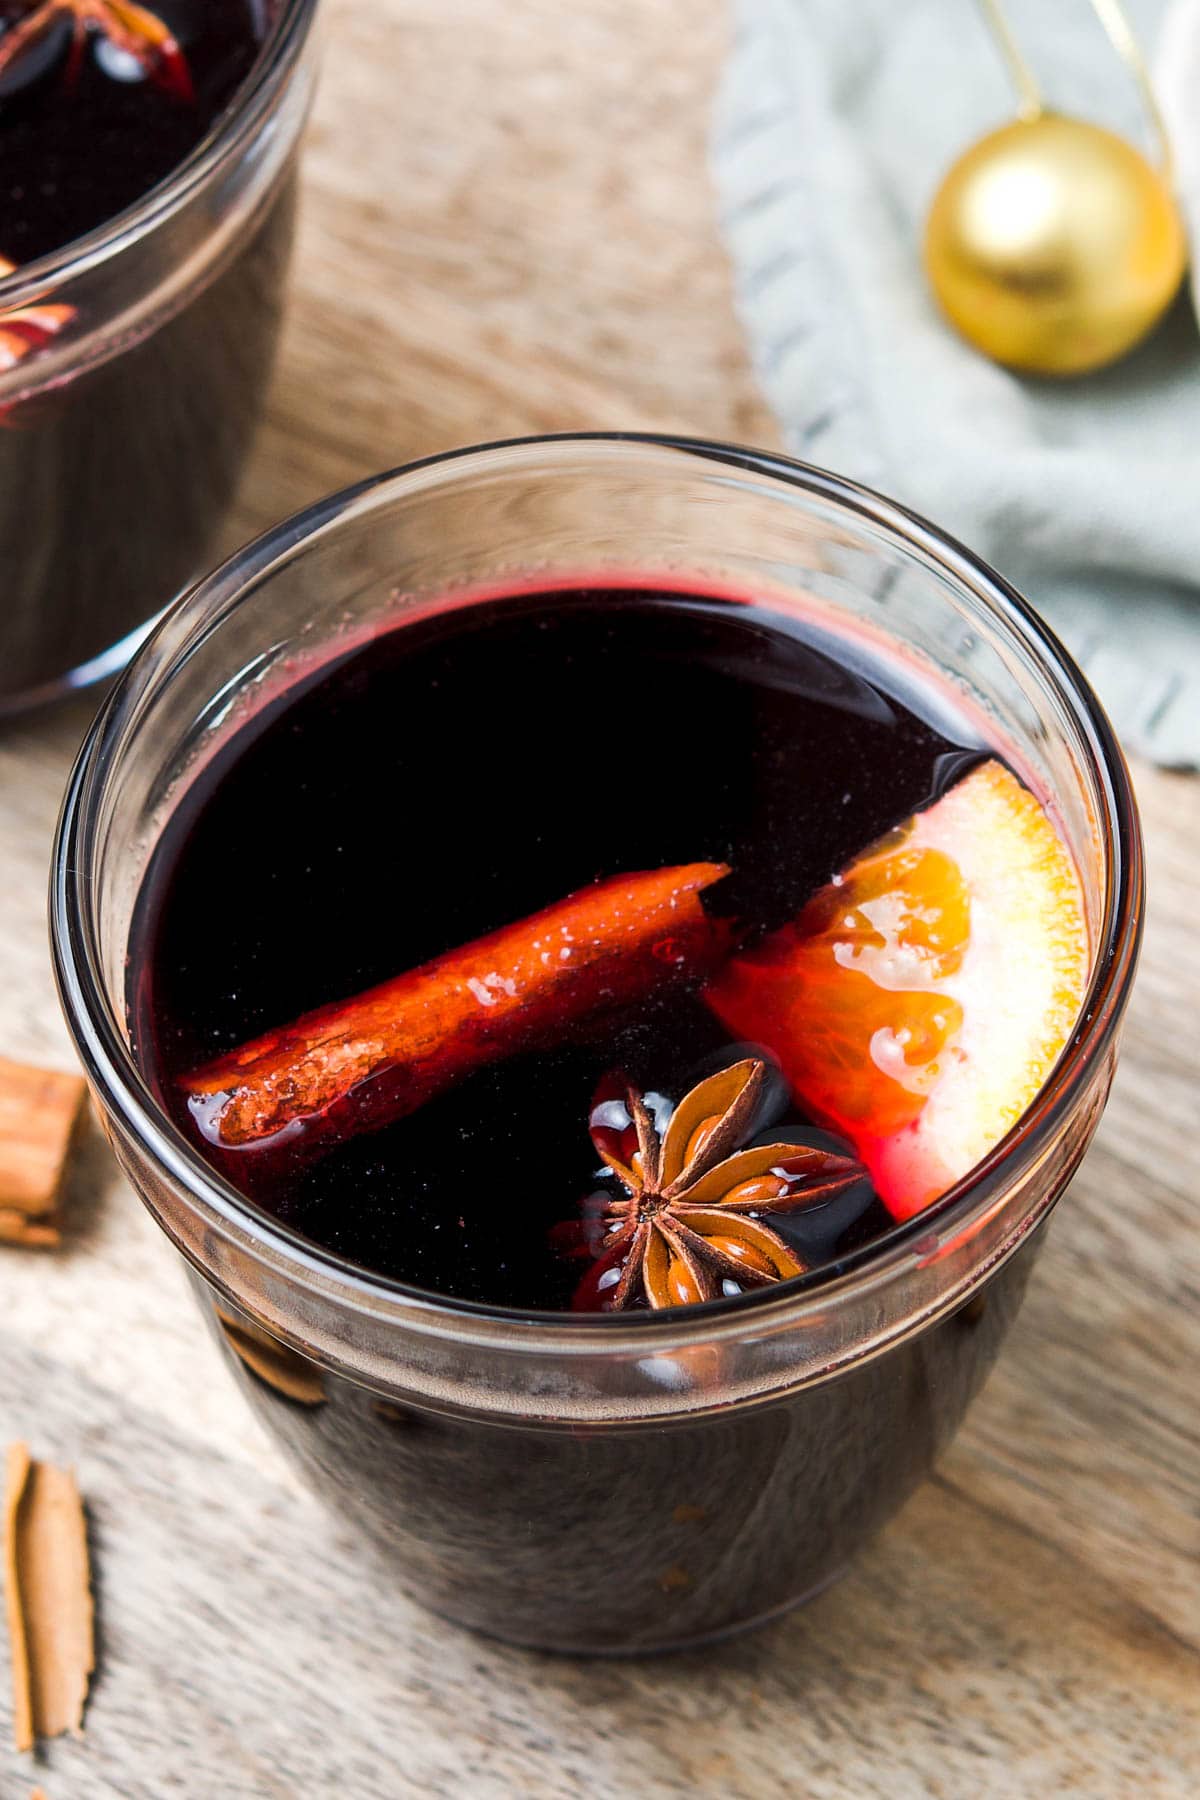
0,1 -> 296,706
0,0 -> 268,261
200,1245 -> 1036,1651
131,582 -> 1051,1654
133,584 -> 983,1311
0,184 -> 293,701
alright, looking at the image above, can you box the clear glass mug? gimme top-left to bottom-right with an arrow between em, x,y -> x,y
0,0 -> 321,713
51,436 -> 1143,1654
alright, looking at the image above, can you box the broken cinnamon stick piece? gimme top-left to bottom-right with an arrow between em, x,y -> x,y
4,1445 -> 94,1753
0,1058 -> 86,1248
183,862 -> 732,1158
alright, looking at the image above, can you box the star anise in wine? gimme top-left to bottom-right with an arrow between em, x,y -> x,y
0,1 -> 194,103
564,1058 -> 866,1311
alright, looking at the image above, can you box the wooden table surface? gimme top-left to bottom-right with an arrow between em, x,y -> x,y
2,1 -> 1198,1794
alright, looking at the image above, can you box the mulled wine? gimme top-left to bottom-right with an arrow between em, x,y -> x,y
0,0 -> 314,706
56,440 -> 1138,1654
0,0 -> 268,262
124,574 -> 1094,1648
131,584 -> 981,1301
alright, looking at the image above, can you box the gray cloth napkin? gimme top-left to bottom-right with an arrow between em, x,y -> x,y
713,0 -> 1200,765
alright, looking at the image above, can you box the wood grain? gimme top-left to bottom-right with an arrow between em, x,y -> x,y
1,0 -> 1197,1793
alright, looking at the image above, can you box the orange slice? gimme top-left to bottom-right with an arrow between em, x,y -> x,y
705,760 -> 1089,1219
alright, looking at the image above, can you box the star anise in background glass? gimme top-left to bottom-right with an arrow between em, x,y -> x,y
0,0 -> 194,103
561,1058 -> 866,1312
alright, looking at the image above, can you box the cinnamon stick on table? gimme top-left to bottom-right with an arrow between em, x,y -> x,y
4,1444 -> 95,1753
0,1057 -> 86,1248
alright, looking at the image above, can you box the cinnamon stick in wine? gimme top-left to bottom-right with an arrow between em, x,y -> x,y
183,863 -> 732,1158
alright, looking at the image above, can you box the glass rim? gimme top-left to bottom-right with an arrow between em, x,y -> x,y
0,0 -> 318,310
51,432 -> 1145,1358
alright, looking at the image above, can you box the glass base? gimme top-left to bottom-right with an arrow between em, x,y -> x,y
0,613 -> 163,720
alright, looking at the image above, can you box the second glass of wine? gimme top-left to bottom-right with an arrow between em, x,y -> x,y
0,0 -> 321,711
